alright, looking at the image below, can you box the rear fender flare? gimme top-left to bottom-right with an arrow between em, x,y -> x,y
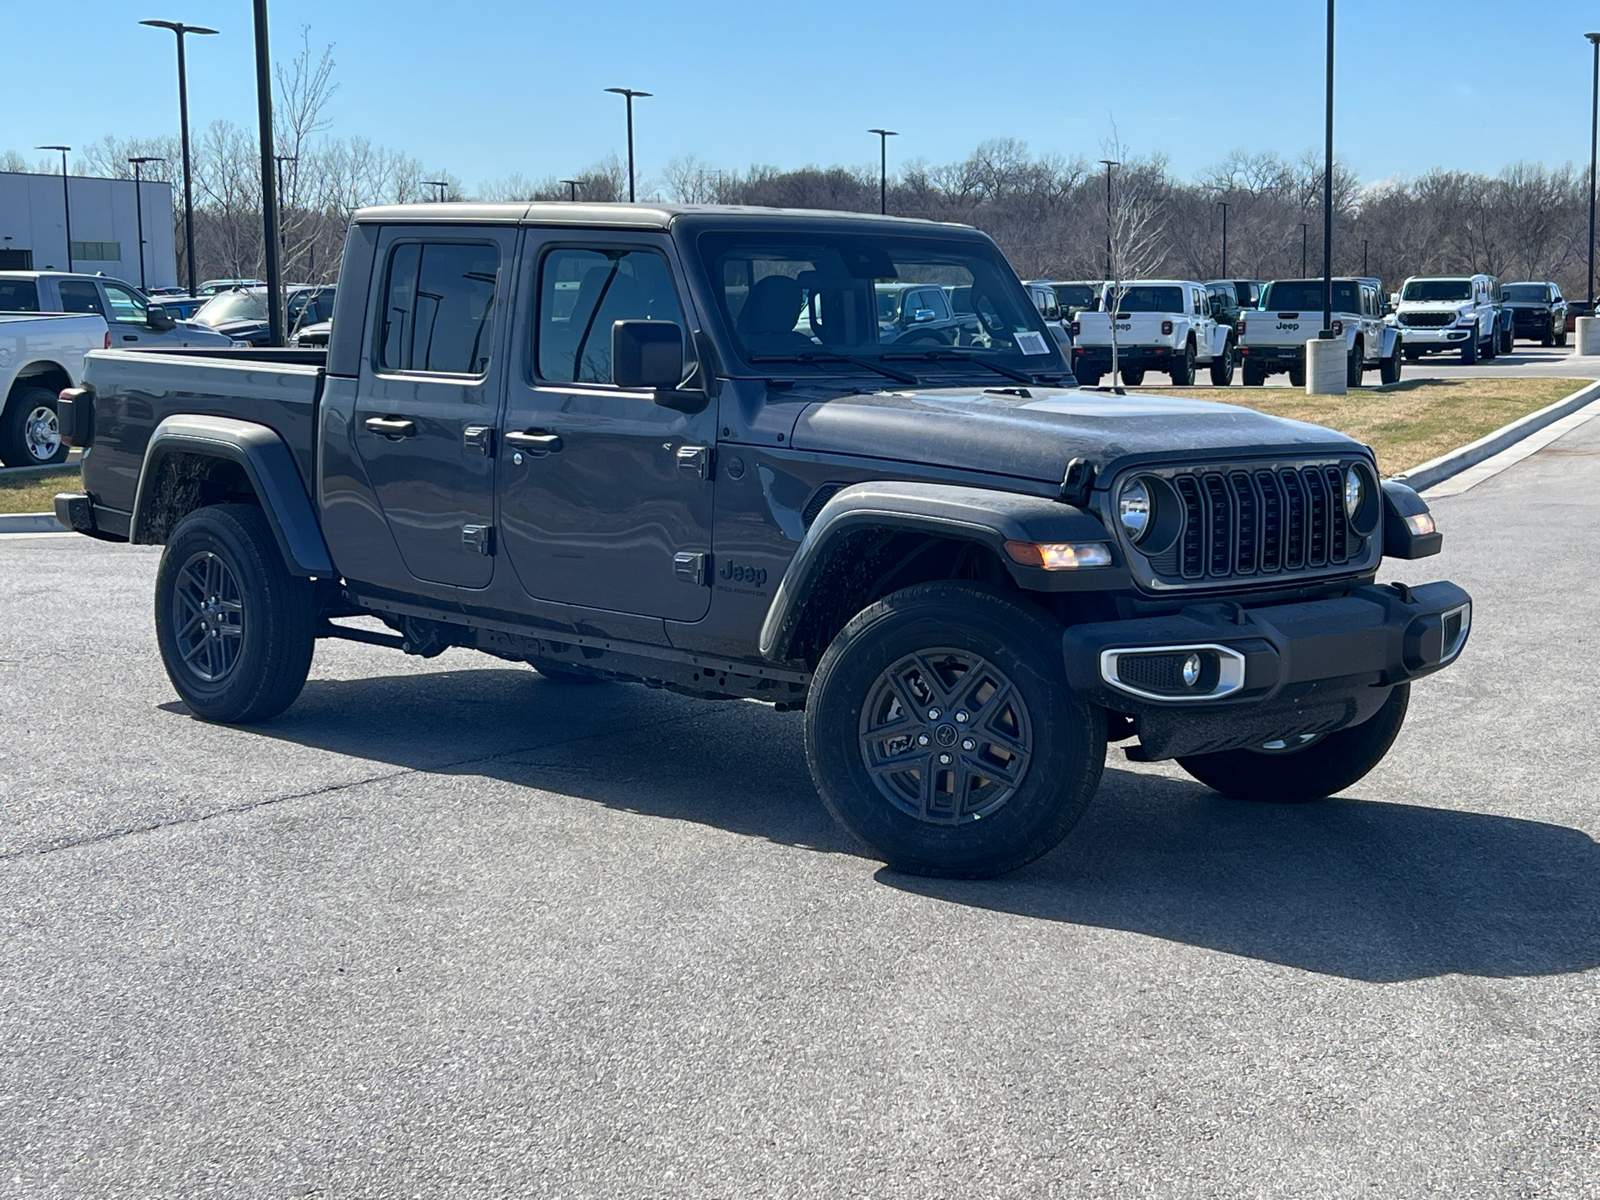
757,481 -> 1127,662
130,414 -> 334,576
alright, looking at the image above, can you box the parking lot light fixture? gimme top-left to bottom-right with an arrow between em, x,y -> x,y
1363,238 -> 1369,277
421,180 -> 449,203
1320,0 -> 1336,340
1216,200 -> 1229,276
1301,222 -> 1309,277
868,129 -> 898,215
605,88 -> 651,202
1099,159 -> 1119,280
1587,33 -> 1600,309
560,179 -> 580,202
129,155 -> 166,289
141,20 -> 217,298
37,146 -> 72,272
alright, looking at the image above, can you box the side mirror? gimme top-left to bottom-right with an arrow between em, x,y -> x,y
612,319 -> 684,391
146,303 -> 176,332
912,308 -> 936,323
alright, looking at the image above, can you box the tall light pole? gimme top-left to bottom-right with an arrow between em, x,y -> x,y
1320,0 -> 1336,340
421,180 -> 450,203
1362,238 -> 1369,277
1587,33 -> 1600,310
250,0 -> 284,346
1099,159 -> 1119,280
604,87 -> 651,202
274,154 -> 296,275
141,19 -> 217,298
37,146 -> 72,271
868,129 -> 898,215
560,179 -> 580,201
129,155 -> 165,290
1300,222 -> 1309,277
1216,200 -> 1229,277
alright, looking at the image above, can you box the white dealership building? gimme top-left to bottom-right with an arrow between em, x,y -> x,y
0,170 -> 177,289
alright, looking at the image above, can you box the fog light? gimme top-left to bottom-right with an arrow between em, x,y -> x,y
1003,540 -> 1113,570
1404,512 -> 1436,537
1181,653 -> 1201,686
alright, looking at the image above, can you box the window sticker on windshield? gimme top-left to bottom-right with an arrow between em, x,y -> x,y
1014,331 -> 1050,355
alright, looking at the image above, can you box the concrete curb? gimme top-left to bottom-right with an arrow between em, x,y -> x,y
0,512 -> 64,534
1391,377 -> 1600,491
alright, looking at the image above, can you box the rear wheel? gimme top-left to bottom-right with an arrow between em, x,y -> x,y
1176,685 -> 1409,803
1501,323 -> 1514,355
1558,322 -> 1569,347
1541,321 -> 1554,348
154,504 -> 317,723
1380,341 -> 1403,385
805,583 -> 1106,878
1346,338 -> 1364,387
1169,339 -> 1197,386
1120,367 -> 1145,386
0,386 -> 68,467
1208,339 -> 1236,386
1074,365 -> 1103,387
1288,361 -> 1306,388
1241,361 -> 1267,387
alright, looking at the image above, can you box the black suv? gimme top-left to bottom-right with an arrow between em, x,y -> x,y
55,203 -> 1471,879
1500,281 -> 1568,347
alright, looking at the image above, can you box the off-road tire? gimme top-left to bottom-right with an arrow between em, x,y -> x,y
1482,324 -> 1497,360
1169,339 -> 1197,386
1541,323 -> 1554,348
1460,331 -> 1478,364
1074,366 -> 1103,387
1501,323 -> 1514,355
1208,339 -> 1236,386
0,386 -> 68,467
1346,339 -> 1364,387
804,582 -> 1106,878
1121,368 -> 1145,386
1380,342 -> 1402,385
1558,323 -> 1569,347
1288,361 -> 1307,388
1176,684 -> 1409,804
155,503 -> 317,723
1241,361 -> 1267,387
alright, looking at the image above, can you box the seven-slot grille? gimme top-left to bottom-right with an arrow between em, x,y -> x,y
1398,311 -> 1456,327
1164,465 -> 1356,582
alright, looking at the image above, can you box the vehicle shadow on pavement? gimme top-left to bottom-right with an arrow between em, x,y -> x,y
887,766 -> 1600,983
233,666 -> 1600,985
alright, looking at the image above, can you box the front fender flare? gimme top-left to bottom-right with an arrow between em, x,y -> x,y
130,414 -> 334,576
757,480 -> 1128,661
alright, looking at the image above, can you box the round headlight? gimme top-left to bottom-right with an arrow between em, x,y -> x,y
1118,479 -> 1152,541
1344,466 -> 1363,515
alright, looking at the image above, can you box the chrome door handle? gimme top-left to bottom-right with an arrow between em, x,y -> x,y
364,416 -> 418,438
504,429 -> 562,454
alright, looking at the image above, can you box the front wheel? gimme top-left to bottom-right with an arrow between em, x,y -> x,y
1380,342 -> 1403,385
1482,324 -> 1497,360
804,582 -> 1106,878
1208,339 -> 1236,386
155,504 -> 317,723
0,386 -> 69,467
1501,323 -> 1514,355
1460,331 -> 1479,364
1558,323 -> 1569,347
1176,685 -> 1409,803
1169,340 -> 1197,386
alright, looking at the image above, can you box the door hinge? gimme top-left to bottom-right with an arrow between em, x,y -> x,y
462,524 -> 495,556
676,444 -> 712,480
463,425 -> 495,456
674,551 -> 707,586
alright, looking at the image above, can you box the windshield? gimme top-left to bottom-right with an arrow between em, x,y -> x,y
1403,280 -> 1473,302
193,291 -> 268,326
1261,281 -> 1359,312
1054,284 -> 1099,310
696,230 -> 1060,370
1502,284 -> 1549,302
1109,286 -> 1183,314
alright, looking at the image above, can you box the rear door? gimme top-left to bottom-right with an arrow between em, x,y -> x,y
497,230 -> 716,622
351,225 -> 512,590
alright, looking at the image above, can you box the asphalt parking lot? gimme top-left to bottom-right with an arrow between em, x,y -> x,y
2,418 -> 1598,1197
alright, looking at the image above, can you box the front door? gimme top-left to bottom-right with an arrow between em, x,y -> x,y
100,280 -> 169,347
350,226 -> 512,590
498,234 -> 716,622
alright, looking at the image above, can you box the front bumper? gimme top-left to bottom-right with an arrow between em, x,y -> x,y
1061,580 -> 1471,759
1394,325 -> 1473,348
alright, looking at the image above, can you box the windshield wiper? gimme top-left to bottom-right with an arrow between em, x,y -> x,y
747,352 -> 920,386
881,347 -> 1037,385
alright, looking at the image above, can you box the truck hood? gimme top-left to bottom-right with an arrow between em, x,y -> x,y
789,387 -> 1363,483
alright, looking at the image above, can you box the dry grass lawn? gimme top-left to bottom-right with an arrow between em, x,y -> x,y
1139,377 -> 1587,476
0,466 -> 79,515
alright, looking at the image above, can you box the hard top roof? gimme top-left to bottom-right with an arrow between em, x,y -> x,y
351,200 -> 973,234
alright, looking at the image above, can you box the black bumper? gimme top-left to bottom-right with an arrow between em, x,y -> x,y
1072,346 -> 1175,372
1061,581 -> 1471,759
1239,345 -> 1303,365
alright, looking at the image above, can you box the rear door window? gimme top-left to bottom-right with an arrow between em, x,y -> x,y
377,242 -> 500,375
57,280 -> 105,316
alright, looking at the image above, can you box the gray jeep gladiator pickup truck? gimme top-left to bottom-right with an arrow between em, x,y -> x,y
53,203 -> 1471,878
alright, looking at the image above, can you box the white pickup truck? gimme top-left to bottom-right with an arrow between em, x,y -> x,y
1070,280 -> 1234,386
0,312 -> 108,466
1237,277 -> 1402,388
1391,274 -> 1509,364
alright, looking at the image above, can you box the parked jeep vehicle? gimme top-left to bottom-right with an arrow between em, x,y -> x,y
1048,281 -> 1103,319
875,281 -> 980,347
1071,279 -> 1236,387
1021,280 -> 1073,347
1207,279 -> 1264,319
1500,281 -> 1568,346
0,311 -> 107,465
0,271 -> 234,351
1237,278 -> 1402,387
190,284 -> 337,347
55,203 -> 1470,878
1393,275 -> 1509,363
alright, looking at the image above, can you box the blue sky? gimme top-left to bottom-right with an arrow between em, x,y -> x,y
11,1 -> 1600,189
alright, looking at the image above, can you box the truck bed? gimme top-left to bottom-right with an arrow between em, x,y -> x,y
81,347 -> 327,519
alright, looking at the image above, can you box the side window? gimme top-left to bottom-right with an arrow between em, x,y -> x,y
103,282 -> 148,324
1194,290 -> 1205,316
57,280 -> 104,316
537,246 -> 686,385
377,241 -> 500,375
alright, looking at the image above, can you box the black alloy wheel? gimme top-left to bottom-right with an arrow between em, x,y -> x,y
171,549 -> 247,684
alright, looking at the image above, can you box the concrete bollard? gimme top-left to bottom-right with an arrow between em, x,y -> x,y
1576,316 -> 1600,356
1306,336 -> 1348,395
